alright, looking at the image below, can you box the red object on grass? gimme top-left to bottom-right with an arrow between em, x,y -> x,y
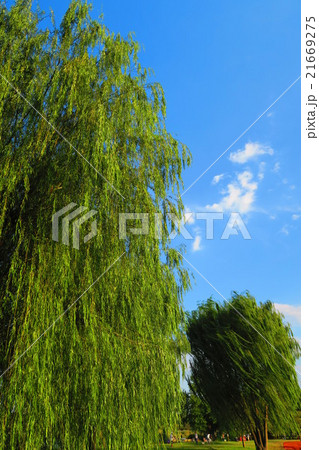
283,441 -> 301,449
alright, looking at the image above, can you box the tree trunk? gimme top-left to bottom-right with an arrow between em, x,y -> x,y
242,436 -> 246,447
253,439 -> 266,450
253,428 -> 267,450
252,406 -> 269,450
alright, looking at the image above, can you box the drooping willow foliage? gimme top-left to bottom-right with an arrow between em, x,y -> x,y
0,1 -> 192,448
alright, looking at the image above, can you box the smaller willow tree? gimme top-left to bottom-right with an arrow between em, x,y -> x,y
187,293 -> 301,450
0,0 -> 191,448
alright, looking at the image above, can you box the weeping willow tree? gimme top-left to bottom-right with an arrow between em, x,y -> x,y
0,1 -> 191,447
187,294 -> 301,450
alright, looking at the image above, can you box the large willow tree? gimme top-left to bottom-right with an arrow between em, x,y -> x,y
0,1 -> 191,447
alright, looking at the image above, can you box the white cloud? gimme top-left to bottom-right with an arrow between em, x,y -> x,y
280,225 -> 289,235
192,226 -> 201,235
274,303 -> 301,324
183,207 -> 195,225
292,214 -> 300,221
192,235 -> 202,252
258,162 -> 266,180
229,142 -> 274,164
206,170 -> 258,215
212,174 -> 224,185
273,162 -> 280,173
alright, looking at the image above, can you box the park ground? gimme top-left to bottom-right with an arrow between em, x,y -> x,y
162,440 -> 294,449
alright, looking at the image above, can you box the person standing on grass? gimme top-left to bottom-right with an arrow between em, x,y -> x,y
195,432 -> 198,444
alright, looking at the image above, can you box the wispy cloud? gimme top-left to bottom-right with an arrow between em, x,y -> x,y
206,170 -> 258,214
292,214 -> 300,221
212,174 -> 224,185
229,142 -> 274,164
280,225 -> 289,235
192,235 -> 202,252
272,162 -> 280,173
274,303 -> 301,324
258,162 -> 266,180
184,207 -> 195,225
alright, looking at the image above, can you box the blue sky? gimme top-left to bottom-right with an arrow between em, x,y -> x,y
26,1 -> 301,340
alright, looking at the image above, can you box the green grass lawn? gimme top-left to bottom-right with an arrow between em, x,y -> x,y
162,440 -> 287,450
